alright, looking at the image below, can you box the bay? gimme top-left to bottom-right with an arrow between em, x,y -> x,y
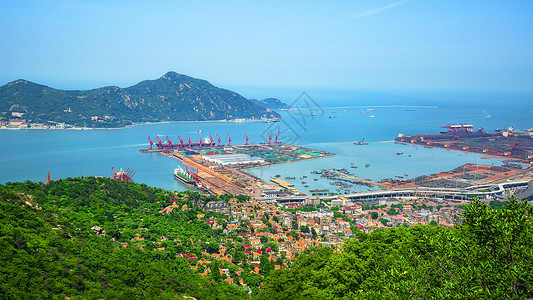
1,89 -> 531,193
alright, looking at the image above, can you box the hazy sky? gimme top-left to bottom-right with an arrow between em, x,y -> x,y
1,1 -> 532,93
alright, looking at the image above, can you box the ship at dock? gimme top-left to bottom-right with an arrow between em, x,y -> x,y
174,166 -> 196,186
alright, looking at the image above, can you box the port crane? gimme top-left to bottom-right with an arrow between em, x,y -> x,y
147,136 -> 154,150
244,132 -> 249,145
166,135 -> 173,150
177,135 -> 184,148
112,167 -> 135,182
156,136 -> 164,149
274,130 -> 280,144
198,134 -> 203,147
185,134 -> 192,148
208,134 -> 215,147
215,134 -> 221,147
267,131 -> 272,144
227,133 -> 232,146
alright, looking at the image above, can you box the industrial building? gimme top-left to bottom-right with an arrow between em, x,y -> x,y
202,153 -> 265,166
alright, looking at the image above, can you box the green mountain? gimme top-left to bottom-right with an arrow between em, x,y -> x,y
249,98 -> 291,110
0,72 -> 280,128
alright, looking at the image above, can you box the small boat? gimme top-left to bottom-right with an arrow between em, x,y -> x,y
304,185 -> 309,187
329,115 -> 335,118
366,108 -> 374,111
353,138 -> 369,145
396,152 -> 404,155
365,164 -> 370,167
369,115 -> 375,118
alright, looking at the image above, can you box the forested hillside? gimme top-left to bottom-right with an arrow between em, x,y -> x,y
0,178 -> 247,299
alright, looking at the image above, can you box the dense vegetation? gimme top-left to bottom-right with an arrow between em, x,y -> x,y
0,178 -> 247,299
0,72 -> 279,128
249,98 -> 291,110
2,177 -> 532,299
259,197 -> 533,299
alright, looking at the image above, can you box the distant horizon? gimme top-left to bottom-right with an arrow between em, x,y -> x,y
2,71 -> 533,102
2,1 -> 533,95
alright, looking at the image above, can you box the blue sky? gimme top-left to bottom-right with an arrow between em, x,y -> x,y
1,0 -> 532,93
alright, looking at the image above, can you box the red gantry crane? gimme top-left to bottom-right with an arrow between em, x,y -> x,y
177,135 -> 184,148
186,134 -> 192,148
112,167 -> 135,182
148,136 -> 154,150
267,131 -> 272,144
156,136 -> 164,149
244,132 -> 249,145
208,134 -> 215,147
198,134 -> 203,147
227,133 -> 232,146
274,130 -> 280,144
166,135 -> 173,150
215,134 -> 221,147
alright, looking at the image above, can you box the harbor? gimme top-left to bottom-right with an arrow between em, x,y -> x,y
141,132 -> 334,196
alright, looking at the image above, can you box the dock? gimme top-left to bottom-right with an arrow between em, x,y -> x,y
270,177 -> 294,189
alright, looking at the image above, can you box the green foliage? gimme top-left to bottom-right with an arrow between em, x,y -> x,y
260,197 -> 533,299
378,218 -> 389,226
387,208 -> 400,215
0,72 -> 279,128
489,199 -> 509,210
0,178 -> 247,299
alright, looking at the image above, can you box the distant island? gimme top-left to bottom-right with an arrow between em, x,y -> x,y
249,98 -> 292,110
0,72 -> 281,129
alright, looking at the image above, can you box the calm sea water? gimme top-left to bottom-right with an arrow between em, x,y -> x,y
1,89 -> 531,193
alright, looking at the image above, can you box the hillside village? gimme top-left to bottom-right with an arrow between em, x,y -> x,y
125,194 -> 473,289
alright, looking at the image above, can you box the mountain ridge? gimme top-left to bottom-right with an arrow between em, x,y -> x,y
0,72 -> 280,128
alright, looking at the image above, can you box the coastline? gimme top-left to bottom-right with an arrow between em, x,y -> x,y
0,117 -> 279,131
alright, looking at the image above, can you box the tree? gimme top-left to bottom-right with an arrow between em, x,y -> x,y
206,241 -> 219,254
210,259 -> 221,282
260,254 -> 272,276
264,241 -> 279,252
370,211 -> 379,219
429,220 -> 438,226
300,225 -> 310,233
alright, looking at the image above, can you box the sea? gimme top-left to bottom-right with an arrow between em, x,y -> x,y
1,89 -> 531,194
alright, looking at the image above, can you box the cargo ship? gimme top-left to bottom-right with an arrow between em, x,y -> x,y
174,166 -> 196,186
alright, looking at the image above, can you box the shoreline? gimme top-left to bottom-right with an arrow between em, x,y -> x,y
0,117 -> 278,131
